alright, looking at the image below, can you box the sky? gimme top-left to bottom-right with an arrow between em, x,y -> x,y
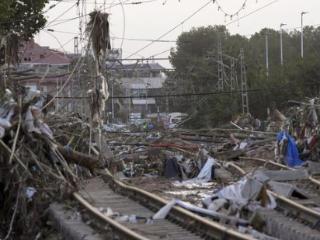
36,0 -> 320,66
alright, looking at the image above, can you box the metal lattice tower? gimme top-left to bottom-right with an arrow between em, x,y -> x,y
230,57 -> 237,91
240,48 -> 249,114
217,40 -> 224,91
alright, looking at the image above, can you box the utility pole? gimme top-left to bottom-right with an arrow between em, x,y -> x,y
73,37 -> 79,113
166,92 -> 169,114
280,23 -> 286,65
217,39 -> 224,91
240,49 -> 249,114
111,78 -> 114,122
301,11 -> 308,59
145,83 -> 150,115
265,32 -> 269,78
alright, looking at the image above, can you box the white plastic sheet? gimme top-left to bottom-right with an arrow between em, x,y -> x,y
197,157 -> 216,181
152,198 -> 249,225
217,178 -> 260,205
0,118 -> 11,128
25,107 -> 38,133
217,178 -> 276,209
39,123 -> 54,139
175,157 -> 217,185
25,187 -> 37,201
153,199 -> 176,220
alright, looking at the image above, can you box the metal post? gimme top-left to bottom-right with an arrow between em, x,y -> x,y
128,88 -> 131,123
240,49 -> 249,114
166,94 -> 169,114
111,78 -> 114,122
280,23 -> 286,65
73,37 -> 80,113
145,83 -> 148,115
217,39 -> 224,90
265,32 -> 269,78
301,12 -> 304,58
301,12 -> 308,59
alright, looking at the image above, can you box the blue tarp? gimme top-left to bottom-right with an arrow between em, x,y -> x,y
277,131 -> 303,167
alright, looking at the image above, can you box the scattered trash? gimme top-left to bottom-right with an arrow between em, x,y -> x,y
1,86 -> 318,240
153,198 -> 249,226
25,187 -> 37,201
276,130 -> 303,167
210,177 -> 277,210
0,87 -> 100,239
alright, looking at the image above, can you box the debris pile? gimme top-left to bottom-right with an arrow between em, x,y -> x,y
271,98 -> 320,167
1,86 -> 319,240
202,175 -> 276,217
46,112 -> 91,152
98,100 -> 320,240
0,88 -> 99,239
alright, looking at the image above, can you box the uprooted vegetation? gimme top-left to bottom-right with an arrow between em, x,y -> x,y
0,88 -> 103,239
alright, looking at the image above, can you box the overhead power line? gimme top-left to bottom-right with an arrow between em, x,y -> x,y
45,2 -> 78,27
225,0 -> 280,26
148,48 -> 172,58
215,0 -> 248,18
125,0 -> 214,59
41,11 -> 101,110
46,29 -> 78,35
44,29 -> 177,42
52,0 -> 160,6
54,78 -> 318,102
112,36 -> 176,42
107,57 -> 169,61
43,30 -> 68,53
0,0 -> 65,25
43,16 -> 85,28
54,83 -> 301,100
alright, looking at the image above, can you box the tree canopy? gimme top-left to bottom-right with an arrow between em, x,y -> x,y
0,0 -> 48,38
166,25 -> 320,128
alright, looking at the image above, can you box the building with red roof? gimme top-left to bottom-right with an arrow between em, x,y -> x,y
17,40 -> 72,95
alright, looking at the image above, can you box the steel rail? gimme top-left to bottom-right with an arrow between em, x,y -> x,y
268,191 -> 320,227
239,157 -> 320,187
230,158 -> 320,227
239,157 -> 291,170
73,192 -> 150,240
98,169 -> 255,240
177,128 -> 277,136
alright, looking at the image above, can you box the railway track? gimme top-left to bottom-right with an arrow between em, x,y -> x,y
63,146 -> 320,239
238,157 -> 320,189
72,171 -> 254,240
228,157 -> 320,229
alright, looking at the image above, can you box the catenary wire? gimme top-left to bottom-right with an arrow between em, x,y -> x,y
125,0 -> 213,59
41,12 -> 99,110
45,2 -> 78,27
53,81 -> 307,99
225,0 -> 280,26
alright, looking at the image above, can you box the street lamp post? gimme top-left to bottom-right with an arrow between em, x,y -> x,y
145,83 -> 150,115
265,32 -> 269,78
301,11 -> 308,59
111,78 -> 114,122
280,23 -> 286,65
